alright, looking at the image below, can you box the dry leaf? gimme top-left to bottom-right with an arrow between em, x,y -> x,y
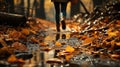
30,30 -> 36,34
110,54 -> 120,59
46,58 -> 63,64
12,42 -> 27,51
65,45 -> 75,53
108,32 -> 117,37
55,41 -> 62,47
30,37 -> 39,43
9,31 -> 21,40
65,54 -> 73,61
7,55 -> 17,63
21,28 -> 30,35
40,42 -> 47,46
116,42 -> 120,46
0,38 -> 7,47
82,38 -> 92,45
7,55 -> 25,63
107,28 -> 118,37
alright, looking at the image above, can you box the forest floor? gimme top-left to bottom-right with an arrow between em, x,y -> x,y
0,18 -> 120,67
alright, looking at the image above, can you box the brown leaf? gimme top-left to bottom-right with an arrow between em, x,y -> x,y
0,38 -> 7,47
12,42 -> 27,51
21,28 -> 30,35
82,38 -> 92,45
9,31 -> 21,40
30,37 -> 39,43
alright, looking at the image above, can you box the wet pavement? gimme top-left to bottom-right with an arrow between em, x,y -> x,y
0,30 -> 120,67
0,30 -> 74,67
0,16 -> 120,67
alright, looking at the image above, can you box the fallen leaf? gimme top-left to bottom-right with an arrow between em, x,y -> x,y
21,28 -> 30,35
55,41 -> 62,47
46,58 -> 63,64
65,54 -> 73,61
30,37 -> 39,43
65,45 -> 75,53
82,38 -> 92,45
7,55 -> 25,63
116,42 -> 120,46
12,42 -> 27,51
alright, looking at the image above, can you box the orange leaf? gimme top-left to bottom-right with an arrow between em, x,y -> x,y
82,38 -> 92,45
21,28 -> 30,35
65,45 -> 75,53
17,58 -> 25,63
9,31 -> 21,40
7,55 -> 25,63
116,42 -> 120,46
40,42 -> 47,46
55,41 -> 62,47
65,54 -> 73,61
7,55 -> 17,63
107,28 -> 118,37
108,32 -> 117,37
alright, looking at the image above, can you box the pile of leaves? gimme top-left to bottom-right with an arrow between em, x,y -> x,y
66,0 -> 120,66
0,18 -> 49,63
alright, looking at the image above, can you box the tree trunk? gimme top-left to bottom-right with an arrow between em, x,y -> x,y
92,0 -> 107,8
35,0 -> 46,19
70,0 -> 80,17
27,0 -> 30,17
19,0 -> 24,15
5,0 -> 14,13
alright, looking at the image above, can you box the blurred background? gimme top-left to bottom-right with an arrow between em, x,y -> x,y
0,0 -> 112,22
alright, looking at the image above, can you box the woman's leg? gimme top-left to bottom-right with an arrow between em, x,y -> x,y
61,2 -> 67,18
54,2 -> 60,32
61,2 -> 67,29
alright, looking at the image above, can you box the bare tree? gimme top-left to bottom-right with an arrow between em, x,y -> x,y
70,0 -> 80,17
70,0 -> 89,17
92,0 -> 108,8
20,0 -> 25,15
5,0 -> 14,13
27,0 -> 30,17
34,0 -> 46,19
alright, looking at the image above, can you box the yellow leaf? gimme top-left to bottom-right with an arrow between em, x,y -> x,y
55,41 -> 62,47
65,45 -> 75,53
107,28 -> 118,37
65,54 -> 73,61
116,42 -> 120,46
111,40 -> 115,45
66,33 -> 70,39
108,32 -> 117,36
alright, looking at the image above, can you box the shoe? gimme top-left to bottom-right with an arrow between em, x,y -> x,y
62,34 -> 66,39
61,20 -> 66,30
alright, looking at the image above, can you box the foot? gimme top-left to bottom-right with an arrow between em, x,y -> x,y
61,20 -> 66,30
